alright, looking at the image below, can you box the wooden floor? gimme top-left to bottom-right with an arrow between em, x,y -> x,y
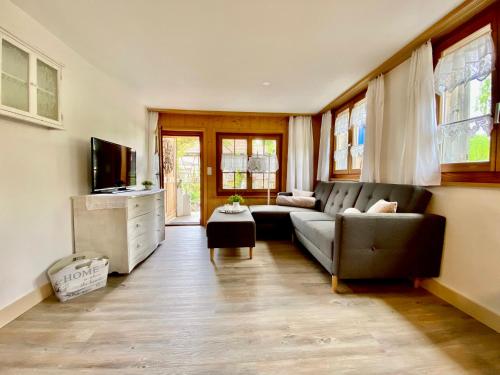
0,226 -> 499,374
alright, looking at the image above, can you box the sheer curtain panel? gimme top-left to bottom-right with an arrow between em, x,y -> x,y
287,116 -> 314,191
146,111 -> 159,187
400,42 -> 441,185
317,111 -> 331,181
360,75 -> 385,182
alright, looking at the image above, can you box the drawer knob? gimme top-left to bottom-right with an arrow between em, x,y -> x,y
135,204 -> 139,207
136,223 -> 140,228
137,243 -> 141,248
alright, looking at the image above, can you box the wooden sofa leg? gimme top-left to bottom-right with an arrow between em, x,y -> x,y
210,248 -> 215,262
413,278 -> 422,289
332,275 -> 339,293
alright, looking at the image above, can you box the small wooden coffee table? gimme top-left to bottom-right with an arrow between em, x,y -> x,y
206,206 -> 256,261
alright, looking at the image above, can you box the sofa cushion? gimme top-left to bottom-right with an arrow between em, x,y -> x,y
313,182 -> 335,211
276,195 -> 316,208
290,211 -> 334,222
290,212 -> 335,259
354,183 -> 431,213
249,205 -> 316,219
323,182 -> 363,217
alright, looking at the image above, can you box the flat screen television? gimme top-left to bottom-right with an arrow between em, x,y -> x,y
91,137 -> 136,193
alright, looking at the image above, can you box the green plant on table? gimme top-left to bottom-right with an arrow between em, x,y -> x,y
227,194 -> 244,204
142,180 -> 154,187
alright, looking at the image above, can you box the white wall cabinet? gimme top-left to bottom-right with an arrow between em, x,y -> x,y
72,189 -> 166,273
0,29 -> 63,129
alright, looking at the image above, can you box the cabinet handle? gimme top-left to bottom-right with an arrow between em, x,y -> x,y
137,243 -> 141,248
135,204 -> 139,207
136,223 -> 140,228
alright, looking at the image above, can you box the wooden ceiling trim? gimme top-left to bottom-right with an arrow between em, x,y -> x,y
148,108 -> 314,117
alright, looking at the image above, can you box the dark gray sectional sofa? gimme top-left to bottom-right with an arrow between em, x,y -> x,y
249,181 -> 445,291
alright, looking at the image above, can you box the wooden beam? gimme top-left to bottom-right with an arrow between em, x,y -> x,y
319,0 -> 497,113
148,108 -> 313,117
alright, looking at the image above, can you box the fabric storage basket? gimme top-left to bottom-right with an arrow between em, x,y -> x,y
48,252 -> 109,302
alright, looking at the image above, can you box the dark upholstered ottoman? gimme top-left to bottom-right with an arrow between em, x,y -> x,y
206,206 -> 256,261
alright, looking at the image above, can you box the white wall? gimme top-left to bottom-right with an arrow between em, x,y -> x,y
383,58 -> 500,316
427,187 -> 500,314
0,0 -> 147,310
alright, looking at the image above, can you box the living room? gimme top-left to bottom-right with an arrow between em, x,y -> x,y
0,0 -> 499,373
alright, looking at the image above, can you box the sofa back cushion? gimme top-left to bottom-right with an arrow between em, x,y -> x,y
323,182 -> 363,216
313,182 -> 335,211
354,183 -> 431,213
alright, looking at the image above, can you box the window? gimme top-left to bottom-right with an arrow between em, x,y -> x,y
435,25 -> 494,166
217,133 -> 282,195
0,31 -> 62,128
331,94 -> 366,178
350,99 -> 367,170
433,3 -> 500,182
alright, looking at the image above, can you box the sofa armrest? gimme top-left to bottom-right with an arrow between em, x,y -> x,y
333,213 -> 445,279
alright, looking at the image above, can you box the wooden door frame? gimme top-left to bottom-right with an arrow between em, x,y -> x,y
159,130 -> 205,225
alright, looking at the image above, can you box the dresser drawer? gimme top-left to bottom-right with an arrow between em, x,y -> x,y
127,212 -> 154,240
129,231 -> 155,263
128,195 -> 154,219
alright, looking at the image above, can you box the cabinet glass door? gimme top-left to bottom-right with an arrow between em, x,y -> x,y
36,59 -> 58,120
1,39 -> 29,112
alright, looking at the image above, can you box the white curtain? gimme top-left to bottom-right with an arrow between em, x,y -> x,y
287,116 -> 313,191
399,42 -> 441,185
434,31 -> 495,96
146,111 -> 159,187
360,75 -> 384,182
317,111 -> 331,182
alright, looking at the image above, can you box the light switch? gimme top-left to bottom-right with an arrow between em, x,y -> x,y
207,166 -> 212,176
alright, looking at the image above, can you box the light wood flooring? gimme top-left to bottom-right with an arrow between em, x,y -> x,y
0,226 -> 499,374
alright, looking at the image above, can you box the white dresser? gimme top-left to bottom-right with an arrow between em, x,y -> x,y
72,189 -> 165,273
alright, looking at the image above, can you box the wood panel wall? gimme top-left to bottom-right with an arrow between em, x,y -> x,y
159,113 -> 308,224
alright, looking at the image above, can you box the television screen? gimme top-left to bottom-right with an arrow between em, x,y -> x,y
91,137 -> 136,192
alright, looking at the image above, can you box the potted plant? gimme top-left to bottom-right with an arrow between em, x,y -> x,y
142,180 -> 154,190
227,194 -> 244,209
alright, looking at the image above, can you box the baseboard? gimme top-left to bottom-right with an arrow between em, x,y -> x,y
422,279 -> 500,333
0,283 -> 53,328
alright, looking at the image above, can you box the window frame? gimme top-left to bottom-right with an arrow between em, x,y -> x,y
0,30 -> 63,129
216,132 -> 283,196
330,92 -> 367,180
432,3 -> 500,183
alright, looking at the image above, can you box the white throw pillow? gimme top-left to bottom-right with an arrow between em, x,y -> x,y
292,189 -> 314,197
276,195 -> 316,208
366,199 -> 398,214
343,207 -> 362,214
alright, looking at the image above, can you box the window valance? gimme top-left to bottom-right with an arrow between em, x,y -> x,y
437,114 -> 493,163
334,148 -> 348,162
334,110 -> 349,135
221,154 -> 247,172
434,31 -> 495,96
350,100 -> 367,129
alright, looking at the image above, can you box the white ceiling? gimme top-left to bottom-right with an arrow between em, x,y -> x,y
12,0 -> 462,113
